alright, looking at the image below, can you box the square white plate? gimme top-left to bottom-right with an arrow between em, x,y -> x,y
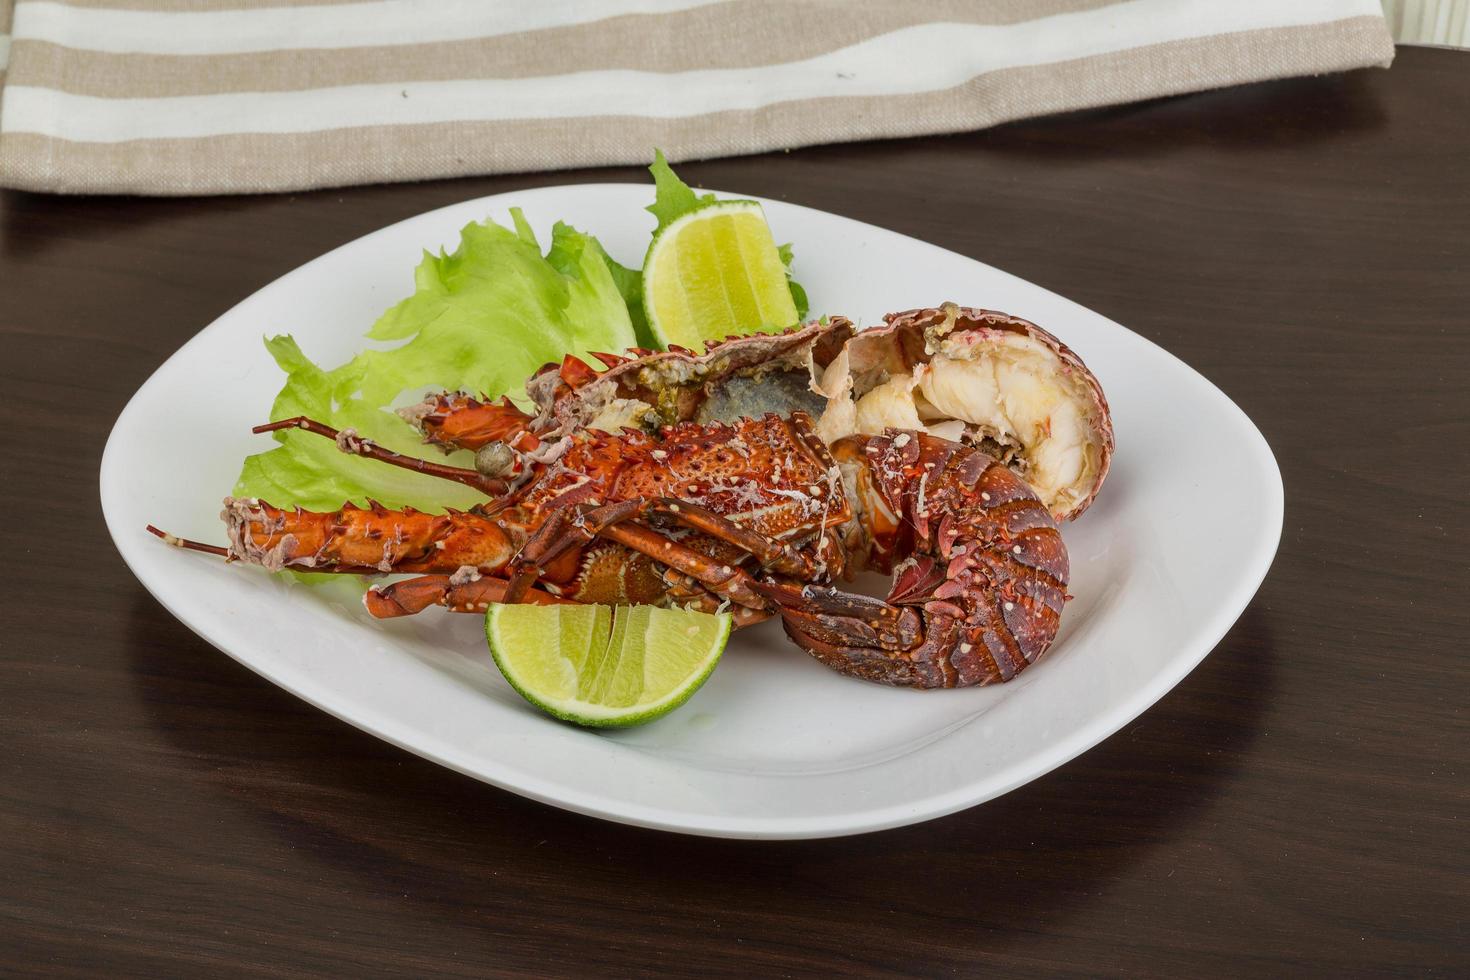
101,184 -> 1282,839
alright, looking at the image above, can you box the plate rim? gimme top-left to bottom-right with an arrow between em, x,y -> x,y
101,182 -> 1284,839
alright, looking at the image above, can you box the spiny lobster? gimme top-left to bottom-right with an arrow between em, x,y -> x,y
152,305 -> 1112,688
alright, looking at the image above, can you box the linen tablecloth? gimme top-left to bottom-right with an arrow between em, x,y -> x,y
0,0 -> 1394,195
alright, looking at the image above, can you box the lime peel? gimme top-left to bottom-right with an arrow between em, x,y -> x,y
640,150 -> 806,349
643,200 -> 800,350
486,603 -> 731,728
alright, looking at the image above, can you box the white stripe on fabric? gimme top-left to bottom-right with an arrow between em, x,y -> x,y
11,0 -> 726,55
0,34 -> 10,73
2,0 -> 1387,142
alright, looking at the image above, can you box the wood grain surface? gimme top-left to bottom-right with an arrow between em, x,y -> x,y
1,46 -> 1465,979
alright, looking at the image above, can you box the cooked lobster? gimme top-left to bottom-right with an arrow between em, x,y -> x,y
152,305 -> 1111,688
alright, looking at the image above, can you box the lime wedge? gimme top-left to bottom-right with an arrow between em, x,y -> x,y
642,200 -> 799,350
485,603 -> 731,728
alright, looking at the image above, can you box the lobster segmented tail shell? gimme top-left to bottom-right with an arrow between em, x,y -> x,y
824,430 -> 1068,687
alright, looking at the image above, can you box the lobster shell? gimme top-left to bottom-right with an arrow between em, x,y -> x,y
835,306 -> 1114,521
522,316 -> 855,438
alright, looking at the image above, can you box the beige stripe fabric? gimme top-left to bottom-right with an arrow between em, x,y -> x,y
0,1 -> 12,99
56,0 -> 368,8
7,1 -> 1121,97
0,0 -> 1395,196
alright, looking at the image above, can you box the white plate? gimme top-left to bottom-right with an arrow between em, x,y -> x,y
101,184 -> 1282,839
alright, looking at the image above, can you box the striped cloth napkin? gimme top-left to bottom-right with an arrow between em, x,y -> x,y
0,0 -> 1393,196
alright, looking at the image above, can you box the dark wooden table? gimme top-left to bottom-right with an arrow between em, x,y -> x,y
3,46 -> 1465,978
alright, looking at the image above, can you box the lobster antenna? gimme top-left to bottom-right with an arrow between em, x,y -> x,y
252,416 -> 502,494
146,525 -> 429,578
146,525 -> 230,558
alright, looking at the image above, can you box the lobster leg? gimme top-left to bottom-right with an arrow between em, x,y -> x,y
501,497 -> 803,612
664,576 -> 774,627
364,572 -> 574,618
750,579 -> 970,688
511,496 -> 818,583
499,506 -> 584,602
749,582 -> 921,650
368,528 -> 782,625
783,608 -> 968,689
646,499 -> 818,579
599,520 -> 769,610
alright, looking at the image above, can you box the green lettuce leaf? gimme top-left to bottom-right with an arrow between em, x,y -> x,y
777,242 -> 809,321
235,210 -> 636,512
645,149 -> 809,319
647,149 -> 720,234
588,238 -> 656,349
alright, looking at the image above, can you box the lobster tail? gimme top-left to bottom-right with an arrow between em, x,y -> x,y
770,431 -> 1068,688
